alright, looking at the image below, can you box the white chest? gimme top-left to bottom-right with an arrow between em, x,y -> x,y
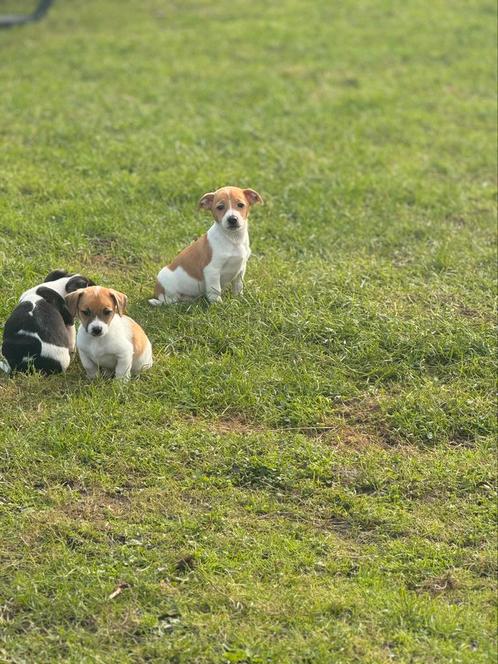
77,324 -> 131,369
209,229 -> 250,285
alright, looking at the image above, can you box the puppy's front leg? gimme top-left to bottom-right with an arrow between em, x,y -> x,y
79,350 -> 98,379
232,265 -> 246,297
114,353 -> 133,381
67,325 -> 76,352
204,266 -> 222,304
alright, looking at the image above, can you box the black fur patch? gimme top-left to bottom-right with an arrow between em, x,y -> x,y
1,270 -> 95,375
43,270 -> 95,293
44,269 -> 71,282
36,286 -> 74,325
66,275 -> 95,293
2,296 -> 71,375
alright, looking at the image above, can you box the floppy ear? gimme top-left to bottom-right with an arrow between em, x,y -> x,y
37,287 -> 74,326
65,289 -> 83,317
198,192 -> 215,210
243,189 -> 264,206
110,290 -> 127,316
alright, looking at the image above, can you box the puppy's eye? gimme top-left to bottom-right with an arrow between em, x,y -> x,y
103,308 -> 112,316
237,202 -> 245,208
216,203 -> 225,210
82,309 -> 91,316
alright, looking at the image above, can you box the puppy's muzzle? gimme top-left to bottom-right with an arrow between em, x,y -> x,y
227,215 -> 240,228
90,326 -> 103,337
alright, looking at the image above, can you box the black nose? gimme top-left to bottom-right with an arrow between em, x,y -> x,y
91,327 -> 102,336
227,215 -> 239,226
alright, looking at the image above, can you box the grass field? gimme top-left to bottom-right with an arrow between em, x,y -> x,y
0,0 -> 496,662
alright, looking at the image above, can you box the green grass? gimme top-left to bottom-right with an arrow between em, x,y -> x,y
0,0 -> 496,661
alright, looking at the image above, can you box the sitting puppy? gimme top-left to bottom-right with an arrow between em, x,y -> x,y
66,286 -> 152,380
1,270 -> 94,375
149,185 -> 263,305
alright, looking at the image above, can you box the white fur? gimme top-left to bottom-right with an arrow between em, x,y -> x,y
20,276 -> 74,304
221,207 -> 244,232
88,318 -> 109,337
150,221 -> 250,306
18,330 -> 71,370
76,315 -> 152,380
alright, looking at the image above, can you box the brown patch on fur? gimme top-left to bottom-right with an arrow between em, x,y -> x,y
158,186 -> 262,283
198,185 -> 263,223
66,286 -> 127,328
130,319 -> 149,358
110,290 -> 127,316
169,233 -> 212,281
65,289 -> 84,317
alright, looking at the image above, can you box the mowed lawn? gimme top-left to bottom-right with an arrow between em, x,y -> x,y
0,0 -> 496,662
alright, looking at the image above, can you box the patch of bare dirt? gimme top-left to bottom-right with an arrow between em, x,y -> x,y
61,490 -> 131,521
414,573 -> 459,596
183,405 -> 397,449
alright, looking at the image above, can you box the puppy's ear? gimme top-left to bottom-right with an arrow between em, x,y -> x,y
44,269 -> 70,283
198,192 -> 215,210
110,290 -> 127,316
65,289 -> 83,317
243,189 -> 264,206
37,287 -> 74,325
66,275 -> 95,293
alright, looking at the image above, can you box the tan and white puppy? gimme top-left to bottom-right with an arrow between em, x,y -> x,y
66,286 -> 152,380
149,186 -> 263,305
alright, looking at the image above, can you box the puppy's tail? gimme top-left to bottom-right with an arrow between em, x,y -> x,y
148,298 -> 163,306
150,279 -> 166,306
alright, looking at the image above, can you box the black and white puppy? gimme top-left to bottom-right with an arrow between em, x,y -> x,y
1,270 -> 95,375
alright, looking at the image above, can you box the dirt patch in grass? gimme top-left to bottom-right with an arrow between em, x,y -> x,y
77,234 -> 142,271
8,491 -> 133,553
21,490 -> 133,543
184,412 -> 394,449
323,424 -> 387,449
202,416 -> 266,435
413,573 -> 459,596
334,398 -> 403,447
58,489 -> 131,522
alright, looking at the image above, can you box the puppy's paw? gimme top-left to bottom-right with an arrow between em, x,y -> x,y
232,284 -> 244,296
148,298 -> 162,307
208,295 -> 223,304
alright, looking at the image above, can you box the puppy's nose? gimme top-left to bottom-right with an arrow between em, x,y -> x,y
227,215 -> 239,227
91,326 -> 103,337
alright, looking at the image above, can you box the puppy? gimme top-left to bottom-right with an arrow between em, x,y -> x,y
66,286 -> 152,380
149,185 -> 263,305
1,270 -> 94,375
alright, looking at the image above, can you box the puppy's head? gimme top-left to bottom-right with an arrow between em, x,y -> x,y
198,186 -> 263,233
65,274 -> 95,293
44,270 -> 95,293
66,286 -> 127,338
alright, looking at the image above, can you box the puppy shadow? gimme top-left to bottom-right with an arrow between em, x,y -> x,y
143,295 -> 210,314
